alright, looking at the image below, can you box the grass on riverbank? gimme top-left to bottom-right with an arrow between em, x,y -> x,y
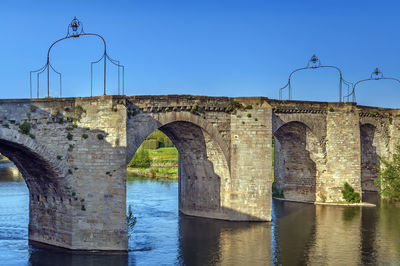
147,147 -> 178,166
128,147 -> 178,180
127,167 -> 178,180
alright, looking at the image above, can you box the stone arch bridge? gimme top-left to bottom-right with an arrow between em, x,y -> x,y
0,95 -> 397,252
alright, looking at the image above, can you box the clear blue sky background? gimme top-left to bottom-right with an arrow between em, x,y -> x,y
1,0 -> 400,107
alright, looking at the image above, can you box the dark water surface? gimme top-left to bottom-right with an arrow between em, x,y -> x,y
0,174 -> 400,265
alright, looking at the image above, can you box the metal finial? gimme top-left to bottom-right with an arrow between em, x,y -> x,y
68,16 -> 83,36
308,54 -> 320,68
371,67 -> 383,79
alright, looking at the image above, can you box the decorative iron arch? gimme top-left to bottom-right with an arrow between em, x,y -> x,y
278,55 -> 352,102
30,17 -> 125,98
343,68 -> 400,102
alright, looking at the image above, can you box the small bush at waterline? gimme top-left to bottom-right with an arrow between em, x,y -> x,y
341,182 -> 360,203
272,184 -> 284,198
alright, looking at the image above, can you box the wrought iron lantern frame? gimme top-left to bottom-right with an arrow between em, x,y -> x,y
343,68 -> 400,102
30,17 -> 125,98
278,55 -> 352,102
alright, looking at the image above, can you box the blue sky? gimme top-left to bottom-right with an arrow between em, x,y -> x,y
1,0 -> 400,107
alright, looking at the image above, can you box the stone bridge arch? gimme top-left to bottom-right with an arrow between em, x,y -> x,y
127,111 -> 231,220
359,119 -> 390,192
0,127 -> 72,247
273,121 -> 326,202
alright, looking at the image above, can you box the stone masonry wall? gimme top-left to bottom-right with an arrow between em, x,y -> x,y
324,103 -> 362,202
0,96 -> 128,252
227,97 -> 272,221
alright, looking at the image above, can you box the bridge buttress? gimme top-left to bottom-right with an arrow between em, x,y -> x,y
323,103 -> 362,202
224,98 -> 272,221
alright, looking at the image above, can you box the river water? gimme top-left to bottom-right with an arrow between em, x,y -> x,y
0,170 -> 399,265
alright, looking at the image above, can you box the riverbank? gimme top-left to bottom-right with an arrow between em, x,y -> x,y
127,167 -> 178,180
128,147 -> 178,180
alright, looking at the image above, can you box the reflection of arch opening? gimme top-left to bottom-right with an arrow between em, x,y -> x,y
360,124 -> 379,192
273,121 -> 320,202
127,115 -> 230,219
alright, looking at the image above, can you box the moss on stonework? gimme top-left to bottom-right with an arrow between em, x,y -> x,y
19,122 -> 31,135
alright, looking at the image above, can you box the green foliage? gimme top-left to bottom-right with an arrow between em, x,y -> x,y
71,192 -> 76,196
142,139 -> 159,149
66,126 -> 74,131
57,155 -> 62,160
68,169 -> 73,175
29,134 -> 35,139
81,205 -> 86,211
68,144 -> 74,152
389,117 -> 393,125
329,107 -> 335,112
30,106 -> 36,113
247,113 -> 252,118
341,182 -> 361,203
19,122 -> 31,135
9,120 -> 15,124
82,133 -> 88,139
375,143 -> 400,201
225,100 -> 244,114
245,105 -> 253,110
126,205 -> 137,231
97,134 -> 104,140
272,184 -> 284,198
129,147 -> 151,167
147,130 -> 173,147
67,133 -> 73,140
255,118 -> 258,121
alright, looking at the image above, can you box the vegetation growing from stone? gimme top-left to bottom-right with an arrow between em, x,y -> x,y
82,133 -> 88,139
126,204 -> 137,232
73,105 -> 86,123
225,100 -> 243,114
19,122 -> 31,135
97,134 -> 104,140
375,143 -> 400,201
68,144 -> 74,152
341,182 -> 361,203
272,184 -> 284,198
67,133 -> 73,140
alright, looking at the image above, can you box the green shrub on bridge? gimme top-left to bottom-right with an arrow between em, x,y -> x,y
375,143 -> 400,201
19,122 -> 31,135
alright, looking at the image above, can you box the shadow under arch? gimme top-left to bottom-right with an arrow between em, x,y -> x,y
273,121 -> 325,202
360,123 -> 379,192
0,128 -> 67,196
127,112 -> 231,220
0,128 -> 71,248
